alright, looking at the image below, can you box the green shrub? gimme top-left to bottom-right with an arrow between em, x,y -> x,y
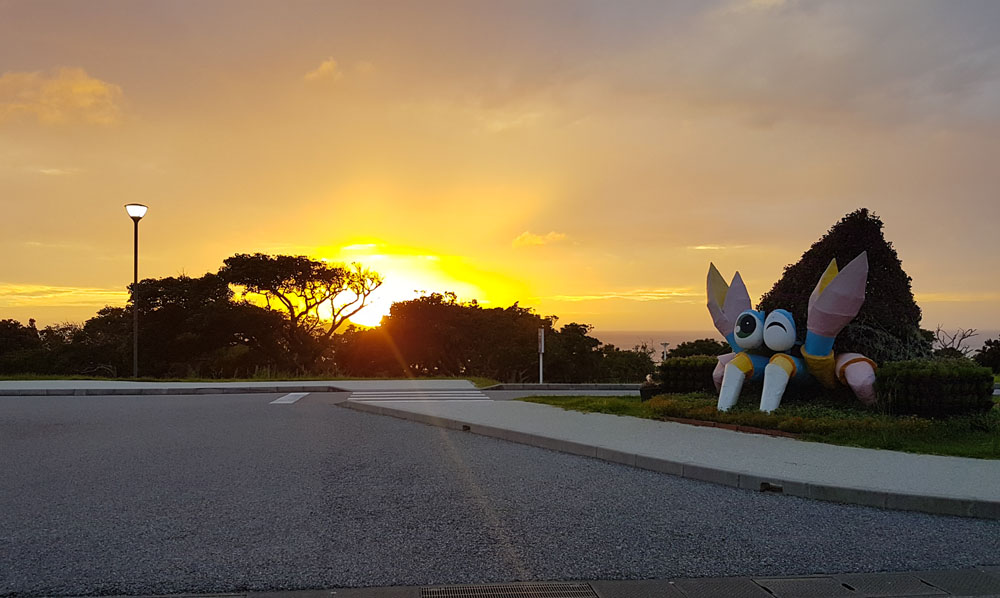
875,358 -> 995,417
652,355 -> 718,394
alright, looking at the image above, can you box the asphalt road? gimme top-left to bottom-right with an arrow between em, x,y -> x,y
1,392 -> 998,597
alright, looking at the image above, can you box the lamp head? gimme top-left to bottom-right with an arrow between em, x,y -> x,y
125,203 -> 148,221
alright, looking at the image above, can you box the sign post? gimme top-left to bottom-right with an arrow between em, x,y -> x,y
538,327 -> 545,384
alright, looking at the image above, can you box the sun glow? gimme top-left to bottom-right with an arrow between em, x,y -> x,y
319,242 -> 504,328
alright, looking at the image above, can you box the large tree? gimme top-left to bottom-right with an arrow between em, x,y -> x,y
218,254 -> 383,369
72,274 -> 291,377
757,208 -> 930,362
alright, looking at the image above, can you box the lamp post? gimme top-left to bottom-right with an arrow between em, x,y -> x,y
124,203 -> 148,378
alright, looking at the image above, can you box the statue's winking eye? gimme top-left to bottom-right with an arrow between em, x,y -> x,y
763,309 -> 797,352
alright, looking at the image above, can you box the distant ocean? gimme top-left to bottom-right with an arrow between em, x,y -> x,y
592,328 -> 1000,358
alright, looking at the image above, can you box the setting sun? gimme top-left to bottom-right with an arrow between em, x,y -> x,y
321,243 -> 501,328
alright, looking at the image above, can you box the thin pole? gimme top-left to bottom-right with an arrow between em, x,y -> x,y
132,218 -> 139,378
538,327 -> 544,384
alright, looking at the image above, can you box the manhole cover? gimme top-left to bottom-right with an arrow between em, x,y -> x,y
420,582 -> 598,598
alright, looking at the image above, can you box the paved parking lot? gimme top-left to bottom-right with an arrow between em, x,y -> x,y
1,392 -> 998,597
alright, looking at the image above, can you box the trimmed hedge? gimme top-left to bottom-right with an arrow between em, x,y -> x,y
646,355 -> 718,397
875,358 -> 995,417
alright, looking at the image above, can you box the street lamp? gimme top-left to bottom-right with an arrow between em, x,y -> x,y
125,203 -> 148,378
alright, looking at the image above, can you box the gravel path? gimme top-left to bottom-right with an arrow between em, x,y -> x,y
1,393 -> 998,597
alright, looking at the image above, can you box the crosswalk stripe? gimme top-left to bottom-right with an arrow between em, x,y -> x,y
270,392 -> 309,404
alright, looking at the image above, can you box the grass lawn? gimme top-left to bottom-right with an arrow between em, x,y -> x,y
0,374 -> 500,388
521,393 -> 1000,459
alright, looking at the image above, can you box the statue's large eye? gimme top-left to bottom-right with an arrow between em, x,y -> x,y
734,310 -> 764,350
764,309 -> 797,352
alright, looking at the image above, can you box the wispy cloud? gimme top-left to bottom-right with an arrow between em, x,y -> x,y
479,109 -> 544,132
543,288 -> 698,302
512,231 -> 567,247
354,61 -> 376,75
23,240 -> 92,251
688,244 -> 749,251
724,0 -> 789,13
0,67 -> 124,125
0,284 -> 125,307
35,167 -> 83,176
915,291 -> 1000,303
304,57 -> 344,83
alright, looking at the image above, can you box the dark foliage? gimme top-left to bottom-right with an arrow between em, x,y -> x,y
333,293 -> 654,383
649,355 -> 718,394
974,337 -> 1000,374
757,208 -> 930,363
666,338 -> 730,358
127,274 -> 292,377
0,274 -> 292,378
933,347 -> 967,360
597,343 -> 656,383
0,319 -> 43,374
874,358 -> 995,417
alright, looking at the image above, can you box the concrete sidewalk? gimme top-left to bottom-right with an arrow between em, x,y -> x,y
342,398 -> 1000,520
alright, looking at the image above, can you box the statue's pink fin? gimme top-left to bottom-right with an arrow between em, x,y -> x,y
725,272 -> 751,323
807,252 -> 868,338
707,265 -> 751,339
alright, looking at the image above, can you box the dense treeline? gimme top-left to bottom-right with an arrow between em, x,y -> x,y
0,256 -> 654,382
333,292 -> 654,382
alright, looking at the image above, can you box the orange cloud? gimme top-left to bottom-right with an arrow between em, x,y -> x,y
0,67 -> 123,125
542,288 -> 699,302
512,231 -> 567,247
0,283 -> 125,308
304,57 -> 344,82
688,244 -> 750,251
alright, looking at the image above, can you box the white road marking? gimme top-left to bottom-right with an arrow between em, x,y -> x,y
270,392 -> 309,404
348,389 -> 491,402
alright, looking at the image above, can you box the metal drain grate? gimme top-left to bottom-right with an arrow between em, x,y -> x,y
421,582 -> 598,598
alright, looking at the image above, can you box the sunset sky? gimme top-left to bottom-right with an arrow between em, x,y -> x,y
2,0 -> 999,337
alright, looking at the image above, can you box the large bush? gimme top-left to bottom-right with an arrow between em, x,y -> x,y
757,208 -> 931,363
874,358 -> 995,417
649,355 -> 717,395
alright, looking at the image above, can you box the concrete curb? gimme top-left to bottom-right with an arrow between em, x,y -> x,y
75,566 -> 1000,598
483,383 -> 641,391
0,385 -> 345,397
341,400 -> 1000,520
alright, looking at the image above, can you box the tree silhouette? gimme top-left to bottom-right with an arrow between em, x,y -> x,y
219,254 -> 383,370
757,208 -> 931,362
